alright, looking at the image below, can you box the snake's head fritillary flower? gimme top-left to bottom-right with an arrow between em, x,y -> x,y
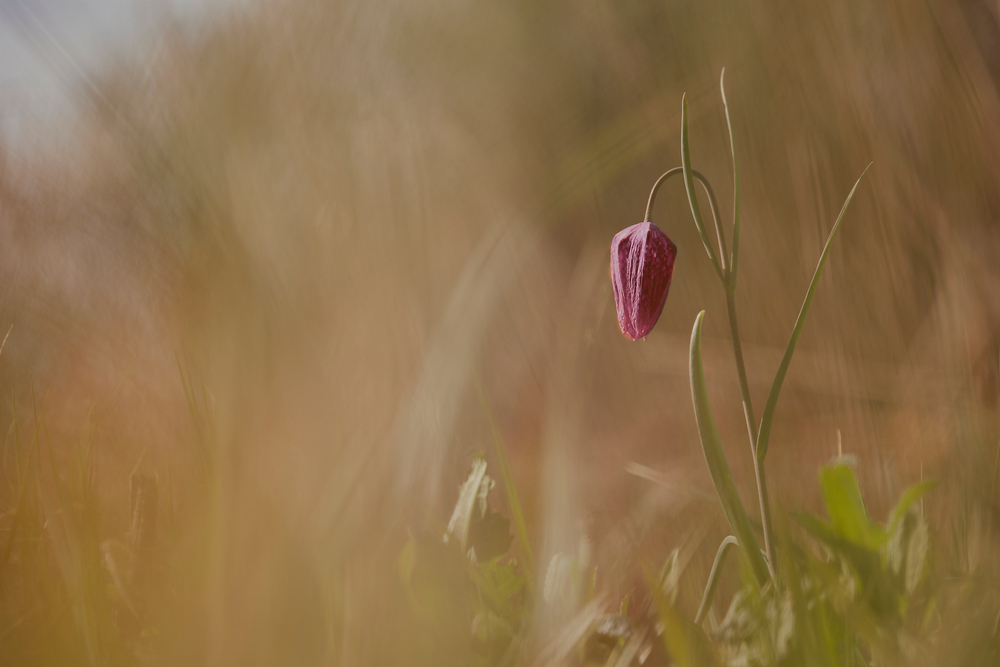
610,221 -> 677,340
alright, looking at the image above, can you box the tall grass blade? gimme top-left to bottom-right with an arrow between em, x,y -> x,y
755,163 -> 872,463
681,95 -> 724,282
690,311 -> 770,585
720,69 -> 741,283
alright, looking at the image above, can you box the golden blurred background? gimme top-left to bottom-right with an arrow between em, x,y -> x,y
2,0 -> 1000,663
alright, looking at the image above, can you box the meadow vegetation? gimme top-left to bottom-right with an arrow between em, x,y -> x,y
2,0 -> 1000,664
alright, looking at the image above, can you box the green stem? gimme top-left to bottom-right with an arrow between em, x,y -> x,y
649,157 -> 775,578
715,72 -> 774,571
645,167 -> 729,273
689,164 -> 777,575
680,95 -> 726,284
690,312 -> 771,587
720,68 -> 741,282
726,286 -> 776,576
644,167 -> 683,222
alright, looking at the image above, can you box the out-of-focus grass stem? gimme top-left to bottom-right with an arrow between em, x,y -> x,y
476,379 -> 535,591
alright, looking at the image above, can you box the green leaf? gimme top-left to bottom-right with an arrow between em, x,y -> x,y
472,609 -> 516,646
756,163 -> 872,463
819,462 -> 887,550
464,553 -> 517,618
681,95 -> 724,282
690,311 -> 770,585
720,69 -> 741,283
818,461 -> 885,550
904,516 -> 929,595
794,511 -> 843,548
481,558 -> 526,601
695,536 -> 739,624
886,480 -> 937,534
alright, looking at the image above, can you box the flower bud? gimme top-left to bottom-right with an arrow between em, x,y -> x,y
610,221 -> 677,340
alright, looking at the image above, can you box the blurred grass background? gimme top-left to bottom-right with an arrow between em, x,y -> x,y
2,0 -> 1000,664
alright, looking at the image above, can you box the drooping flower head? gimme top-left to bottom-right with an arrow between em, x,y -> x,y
610,221 -> 677,340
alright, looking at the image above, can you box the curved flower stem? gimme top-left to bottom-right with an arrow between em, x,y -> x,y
645,167 -> 729,277
644,166 -> 683,222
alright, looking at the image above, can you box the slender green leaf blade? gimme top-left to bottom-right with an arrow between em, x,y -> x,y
690,311 -> 770,585
681,95 -> 724,281
695,535 -> 738,624
720,69 -> 741,283
756,163 -> 872,463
